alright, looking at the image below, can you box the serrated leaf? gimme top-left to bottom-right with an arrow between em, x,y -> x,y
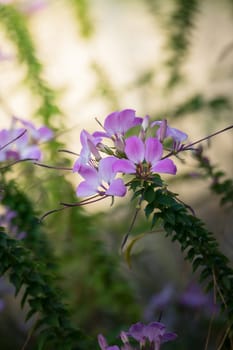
192,257 -> 203,272
26,308 -> 37,322
144,203 -> 154,218
37,328 -> 51,350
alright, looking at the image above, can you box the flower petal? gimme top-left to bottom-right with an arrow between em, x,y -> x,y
166,126 -> 188,142
21,145 -> 41,160
73,158 -> 82,172
37,126 -> 53,141
145,137 -> 163,165
103,109 -> 142,136
128,322 -> 146,342
125,136 -> 144,163
151,159 -> 177,175
113,159 -> 136,174
106,178 -> 126,197
118,109 -> 137,133
98,334 -> 108,350
152,120 -> 188,143
98,156 -> 118,183
161,332 -> 178,343
104,111 -> 119,136
144,322 -> 165,342
76,181 -> 98,197
93,131 -> 110,139
78,164 -> 99,183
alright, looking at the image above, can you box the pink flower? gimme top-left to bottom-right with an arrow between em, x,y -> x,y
113,136 -> 176,177
76,157 -> 126,197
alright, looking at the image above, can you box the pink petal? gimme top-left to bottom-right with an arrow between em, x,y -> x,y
73,158 -> 82,172
78,164 -> 99,184
13,116 -> 35,130
15,128 -> 29,148
106,178 -> 126,197
125,136 -> 144,163
104,111 -> 119,135
118,109 -> 136,133
76,181 -> 98,197
98,156 -> 117,183
98,334 -> 108,350
145,137 -> 163,164
151,159 -> 177,175
37,126 -> 53,141
152,120 -> 188,143
92,131 -> 110,139
167,127 -> 188,142
103,109 -> 141,136
21,145 -> 41,160
113,159 -> 136,174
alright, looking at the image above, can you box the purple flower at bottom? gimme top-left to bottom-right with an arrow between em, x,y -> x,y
98,321 -> 177,350
127,322 -> 177,350
76,156 -> 126,198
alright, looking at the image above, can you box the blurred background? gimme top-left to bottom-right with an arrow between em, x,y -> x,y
0,0 -> 232,348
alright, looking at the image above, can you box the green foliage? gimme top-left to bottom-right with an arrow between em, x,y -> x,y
159,0 -> 200,88
0,4 -> 61,127
91,62 -> 119,110
170,93 -> 231,118
1,177 -> 54,263
0,228 -> 96,350
131,180 -> 233,343
70,0 -> 94,38
193,148 -> 233,206
49,186 -> 140,330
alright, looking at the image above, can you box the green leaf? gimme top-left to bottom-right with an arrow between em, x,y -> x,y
144,186 -> 155,203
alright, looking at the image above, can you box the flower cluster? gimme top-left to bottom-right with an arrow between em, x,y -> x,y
73,109 -> 187,199
98,321 -> 177,350
0,116 -> 53,162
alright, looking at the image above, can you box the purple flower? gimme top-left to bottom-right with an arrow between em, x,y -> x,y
76,156 -> 126,197
0,117 -> 53,162
73,130 -> 102,172
113,136 -> 176,177
13,117 -> 53,142
93,109 -> 143,139
98,321 -> 176,350
151,120 -> 188,143
98,335 -> 120,350
179,282 -> 219,315
127,321 -> 177,349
